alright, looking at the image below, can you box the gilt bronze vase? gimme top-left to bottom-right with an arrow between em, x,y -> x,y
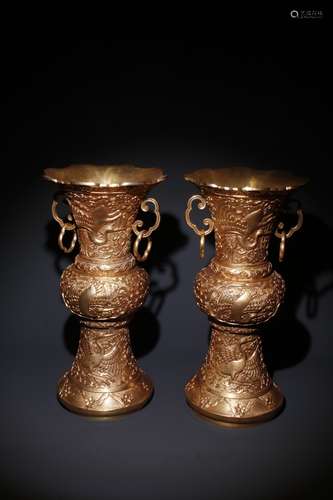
184,167 -> 306,423
44,164 -> 166,416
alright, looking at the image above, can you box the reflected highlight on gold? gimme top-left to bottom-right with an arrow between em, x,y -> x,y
185,167 -> 307,192
44,164 -> 166,188
45,164 -> 166,416
184,167 -> 306,424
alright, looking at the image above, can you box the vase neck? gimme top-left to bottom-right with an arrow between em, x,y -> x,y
204,190 -> 285,273
65,186 -> 147,272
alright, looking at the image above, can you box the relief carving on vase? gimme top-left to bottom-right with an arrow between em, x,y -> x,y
208,195 -> 282,265
184,167 -> 307,423
45,164 -> 166,416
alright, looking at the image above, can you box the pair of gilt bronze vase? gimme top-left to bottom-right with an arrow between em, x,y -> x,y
45,164 -> 306,423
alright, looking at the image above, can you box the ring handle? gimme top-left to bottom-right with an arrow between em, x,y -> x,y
132,198 -> 160,262
185,194 -> 214,258
275,207 -> 303,262
51,199 -> 77,254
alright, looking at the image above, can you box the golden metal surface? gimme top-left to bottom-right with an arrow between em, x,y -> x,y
185,195 -> 214,258
45,164 -> 165,416
184,167 -> 307,423
44,164 -> 166,187
185,167 -> 307,192
52,200 -> 77,253
132,198 -> 161,261
275,208 -> 303,261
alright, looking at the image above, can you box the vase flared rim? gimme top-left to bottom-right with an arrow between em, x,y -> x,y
44,164 -> 166,188
185,167 -> 308,192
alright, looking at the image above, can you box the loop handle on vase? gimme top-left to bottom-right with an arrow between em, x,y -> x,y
132,198 -> 161,262
275,206 -> 303,262
51,199 -> 77,254
185,195 -> 214,259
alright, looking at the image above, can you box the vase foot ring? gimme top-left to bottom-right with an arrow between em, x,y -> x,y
185,384 -> 284,424
57,374 -> 154,417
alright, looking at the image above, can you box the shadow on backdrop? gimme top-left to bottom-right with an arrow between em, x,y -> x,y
45,212 -> 188,359
264,212 -> 333,374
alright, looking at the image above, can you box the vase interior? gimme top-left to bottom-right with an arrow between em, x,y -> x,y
44,164 -> 166,188
185,167 -> 307,192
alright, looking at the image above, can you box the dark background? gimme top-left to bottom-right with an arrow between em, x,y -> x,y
1,9 -> 332,500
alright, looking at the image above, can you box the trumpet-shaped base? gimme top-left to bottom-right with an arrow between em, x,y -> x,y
186,379 -> 284,423
57,319 -> 153,416
185,323 -> 284,423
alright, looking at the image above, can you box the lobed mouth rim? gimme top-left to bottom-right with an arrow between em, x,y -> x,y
44,164 -> 166,188
185,167 -> 308,192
